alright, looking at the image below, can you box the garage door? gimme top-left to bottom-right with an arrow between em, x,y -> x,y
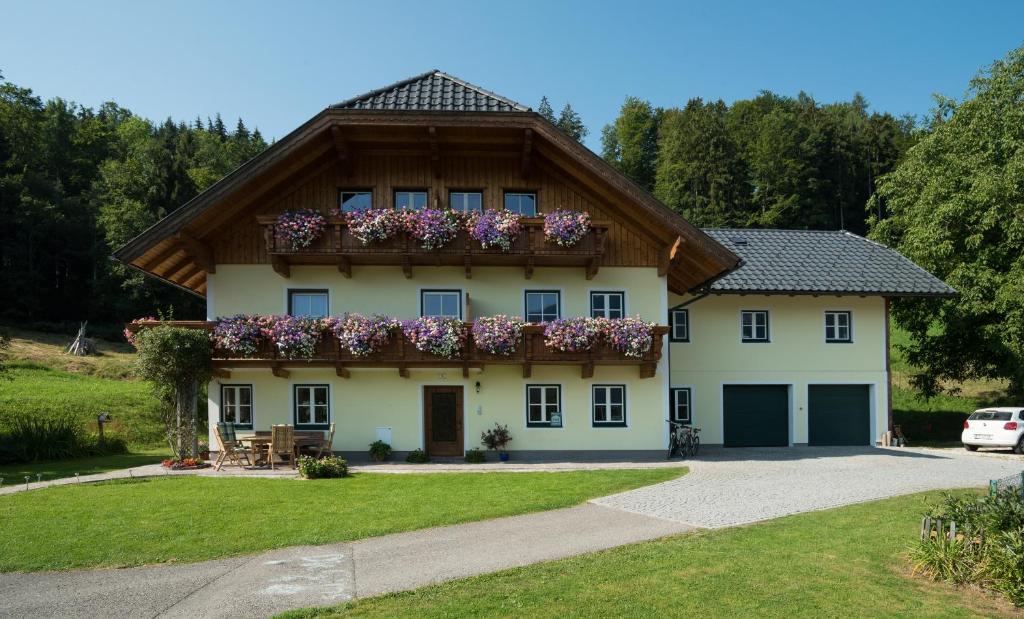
808,385 -> 870,446
723,385 -> 789,447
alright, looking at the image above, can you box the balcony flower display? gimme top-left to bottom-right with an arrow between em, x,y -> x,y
213,314 -> 269,357
543,209 -> 591,247
275,208 -> 327,250
330,313 -> 398,357
401,316 -> 466,358
123,316 -> 156,347
543,317 -> 605,353
404,208 -> 461,250
602,316 -> 657,358
346,207 -> 404,245
264,315 -> 323,359
467,209 -> 521,251
472,315 -> 525,355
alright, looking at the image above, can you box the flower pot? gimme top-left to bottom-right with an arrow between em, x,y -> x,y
198,450 -> 210,461
499,452 -> 510,462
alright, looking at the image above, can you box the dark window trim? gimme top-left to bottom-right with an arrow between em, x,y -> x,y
293,384 -> 331,430
670,387 -> 692,423
502,189 -> 538,215
337,188 -> 374,212
448,189 -> 485,212
287,289 -> 329,316
420,289 -> 463,320
591,384 -> 627,428
220,383 -> 254,429
824,310 -> 854,344
393,188 -> 429,210
740,309 -> 770,343
524,289 -> 561,323
589,290 -> 625,319
526,384 -> 562,428
670,309 -> 690,342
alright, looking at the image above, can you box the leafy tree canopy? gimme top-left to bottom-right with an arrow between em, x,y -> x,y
870,45 -> 1024,396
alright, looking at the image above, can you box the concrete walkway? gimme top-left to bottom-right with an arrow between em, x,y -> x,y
0,504 -> 689,619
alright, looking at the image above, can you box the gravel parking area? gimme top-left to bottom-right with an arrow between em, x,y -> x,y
592,446 -> 1024,528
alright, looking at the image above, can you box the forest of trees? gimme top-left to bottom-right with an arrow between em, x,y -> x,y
0,72 -> 267,326
599,91 -> 918,234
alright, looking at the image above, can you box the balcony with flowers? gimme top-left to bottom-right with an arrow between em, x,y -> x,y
126,314 -> 669,379
255,207 -> 609,280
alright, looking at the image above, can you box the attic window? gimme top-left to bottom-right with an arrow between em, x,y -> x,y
729,236 -> 748,246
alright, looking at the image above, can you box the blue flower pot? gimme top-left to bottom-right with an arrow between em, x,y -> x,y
499,452 -> 510,462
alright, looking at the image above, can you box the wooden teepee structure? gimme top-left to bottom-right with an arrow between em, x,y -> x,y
66,322 -> 96,356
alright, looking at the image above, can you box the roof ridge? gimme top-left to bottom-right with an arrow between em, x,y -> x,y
329,69 -> 531,112
702,227 -> 846,234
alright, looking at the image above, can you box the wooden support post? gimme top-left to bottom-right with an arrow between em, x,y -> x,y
464,255 -> 472,279
335,365 -> 350,379
462,363 -> 470,378
337,255 -> 351,278
524,256 -> 534,279
401,255 -> 412,279
585,258 -> 599,280
398,363 -> 409,378
639,363 -> 656,379
522,362 -> 532,378
271,364 -> 290,379
581,362 -> 595,379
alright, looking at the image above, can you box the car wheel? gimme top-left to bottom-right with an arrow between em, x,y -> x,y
964,444 -> 979,452
1014,437 -> 1024,455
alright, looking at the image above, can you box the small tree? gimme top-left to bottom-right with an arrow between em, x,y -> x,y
134,325 -> 212,458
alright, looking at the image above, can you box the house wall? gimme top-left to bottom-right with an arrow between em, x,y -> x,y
668,294 -> 889,446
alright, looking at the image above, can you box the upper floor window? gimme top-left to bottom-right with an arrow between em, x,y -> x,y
590,291 -> 624,319
670,309 -> 690,342
525,290 -> 560,323
670,387 -> 692,423
825,311 -> 852,343
592,385 -> 627,427
221,384 -> 253,428
450,191 -> 483,213
294,384 -> 330,428
288,289 -> 328,318
504,191 -> 536,216
421,289 -> 462,319
395,189 -> 428,210
740,310 -> 769,343
339,189 -> 373,213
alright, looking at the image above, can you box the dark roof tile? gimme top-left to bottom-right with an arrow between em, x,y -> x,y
331,70 -> 530,113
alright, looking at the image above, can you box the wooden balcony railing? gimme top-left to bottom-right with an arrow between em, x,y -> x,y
255,216 -> 609,280
128,321 -> 668,379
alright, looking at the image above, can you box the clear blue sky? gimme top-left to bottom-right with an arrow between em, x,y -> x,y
3,0 -> 1022,151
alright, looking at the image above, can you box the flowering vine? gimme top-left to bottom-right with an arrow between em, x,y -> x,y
401,316 -> 466,358
543,209 -> 591,247
472,315 -> 525,355
276,208 -> 327,250
467,209 -> 522,251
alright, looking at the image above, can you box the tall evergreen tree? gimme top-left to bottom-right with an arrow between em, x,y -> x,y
537,96 -> 555,123
555,103 -> 588,142
600,97 -> 660,191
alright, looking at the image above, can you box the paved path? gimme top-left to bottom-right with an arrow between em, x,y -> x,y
594,446 -> 1024,527
1,446 -> 1021,618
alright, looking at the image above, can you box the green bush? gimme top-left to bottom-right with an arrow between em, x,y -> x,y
368,440 -> 392,462
464,448 -> 486,463
0,416 -> 129,464
405,448 -> 429,463
297,455 -> 349,479
893,409 -> 970,443
912,489 -> 1024,606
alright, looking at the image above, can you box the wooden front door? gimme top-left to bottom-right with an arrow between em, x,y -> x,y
424,386 -> 464,457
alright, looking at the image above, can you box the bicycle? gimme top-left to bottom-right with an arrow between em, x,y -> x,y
666,420 -> 701,459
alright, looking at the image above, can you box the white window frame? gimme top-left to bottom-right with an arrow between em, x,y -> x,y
420,289 -> 463,319
339,189 -> 373,213
394,189 -> 428,210
590,291 -> 625,319
503,191 -> 537,216
670,309 -> 690,342
221,384 -> 253,428
740,310 -> 770,343
525,290 -> 561,323
288,289 -> 329,318
824,310 -> 853,343
670,387 -> 692,423
449,190 -> 483,213
526,384 -> 562,428
591,385 -> 627,427
294,384 -> 330,428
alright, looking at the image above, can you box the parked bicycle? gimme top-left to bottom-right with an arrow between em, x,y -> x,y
666,419 -> 700,459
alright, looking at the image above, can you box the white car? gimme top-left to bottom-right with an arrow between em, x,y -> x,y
962,408 -> 1024,453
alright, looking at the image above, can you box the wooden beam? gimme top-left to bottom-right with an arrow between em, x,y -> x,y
270,255 -> 290,278
639,363 -> 656,379
337,255 -> 351,278
401,255 -> 412,279
271,364 -> 290,379
581,362 -> 594,379
213,368 -> 231,379
522,362 -> 532,378
658,237 -> 684,277
141,244 -> 184,271
163,256 -> 194,281
173,264 -> 203,286
331,125 -> 351,177
398,363 -> 409,378
521,128 -> 533,178
335,364 -> 350,379
176,232 -> 215,274
428,126 -> 440,179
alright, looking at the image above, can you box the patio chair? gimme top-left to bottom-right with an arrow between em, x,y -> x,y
268,424 -> 296,470
302,423 -> 335,458
213,422 -> 252,471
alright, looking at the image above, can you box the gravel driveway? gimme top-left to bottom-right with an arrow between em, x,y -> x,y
592,446 -> 1024,528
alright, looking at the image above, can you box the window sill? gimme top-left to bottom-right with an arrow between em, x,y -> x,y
825,340 -> 854,344
526,422 -> 562,429
295,424 -> 331,430
592,422 -> 628,428
740,340 -> 771,344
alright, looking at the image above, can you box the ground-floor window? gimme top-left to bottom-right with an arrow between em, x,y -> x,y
670,387 -> 692,423
526,384 -> 562,427
221,384 -> 253,428
294,384 -> 330,429
592,385 -> 626,427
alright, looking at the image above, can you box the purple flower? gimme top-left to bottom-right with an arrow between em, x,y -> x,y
473,315 -> 525,355
543,209 -> 590,247
275,209 -> 327,250
404,208 -> 461,250
401,317 -> 466,358
602,316 -> 656,358
345,208 -> 404,245
330,313 -> 398,356
262,315 -> 324,359
213,315 -> 269,356
467,209 -> 522,251
543,317 -> 605,352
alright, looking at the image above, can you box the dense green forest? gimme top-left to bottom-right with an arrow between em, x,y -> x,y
0,71 -> 267,327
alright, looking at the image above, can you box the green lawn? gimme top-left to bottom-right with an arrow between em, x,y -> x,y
0,468 -> 684,572
280,490 -> 1017,619
0,448 -> 168,482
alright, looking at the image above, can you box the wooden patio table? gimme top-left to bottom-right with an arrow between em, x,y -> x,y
236,432 -> 324,467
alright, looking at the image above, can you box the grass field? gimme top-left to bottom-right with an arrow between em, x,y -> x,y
280,490 -> 1018,619
0,449 -> 168,482
0,468 -> 684,572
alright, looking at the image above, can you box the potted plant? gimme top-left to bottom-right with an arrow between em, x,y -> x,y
197,440 -> 210,461
368,440 -> 392,462
481,423 -> 513,461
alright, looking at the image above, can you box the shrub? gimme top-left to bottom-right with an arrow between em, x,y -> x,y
405,448 -> 429,463
368,440 -> 392,462
298,455 -> 349,479
464,448 -> 486,463
481,423 -> 512,452
0,416 -> 128,464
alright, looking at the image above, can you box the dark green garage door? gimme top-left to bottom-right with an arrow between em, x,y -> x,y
808,385 -> 871,446
723,385 -> 789,447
